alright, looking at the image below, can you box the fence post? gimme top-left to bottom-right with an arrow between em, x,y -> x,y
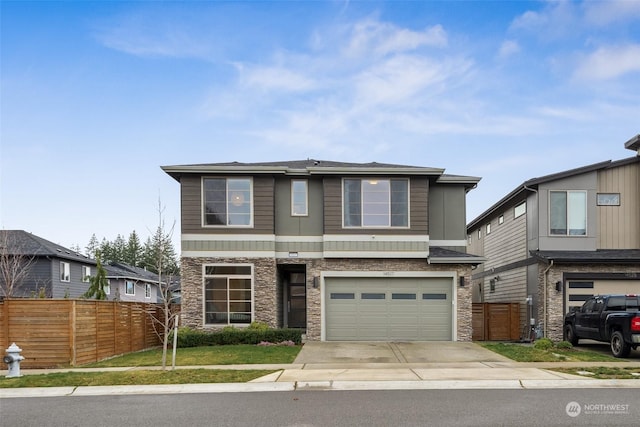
69,300 -> 76,366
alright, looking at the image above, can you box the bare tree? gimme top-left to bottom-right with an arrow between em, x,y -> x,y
0,231 -> 36,298
145,200 -> 180,370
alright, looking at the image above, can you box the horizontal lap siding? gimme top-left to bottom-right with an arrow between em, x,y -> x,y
324,177 -> 428,235
181,175 -> 274,234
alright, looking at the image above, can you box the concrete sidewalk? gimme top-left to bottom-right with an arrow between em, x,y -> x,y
3,341 -> 640,397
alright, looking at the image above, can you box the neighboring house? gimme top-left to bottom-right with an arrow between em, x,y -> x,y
467,135 -> 640,341
0,230 -> 97,298
103,262 -> 165,303
162,159 -> 483,341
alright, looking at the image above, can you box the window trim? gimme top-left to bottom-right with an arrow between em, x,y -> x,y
81,266 -> 91,283
201,177 -> 254,228
596,193 -> 620,206
514,201 -> 526,218
125,280 -> 135,296
498,215 -> 504,225
291,179 -> 309,217
203,264 -> 254,326
60,262 -> 70,282
486,223 -> 491,235
145,283 -> 151,299
549,190 -> 587,236
342,177 -> 410,229
105,279 -> 111,295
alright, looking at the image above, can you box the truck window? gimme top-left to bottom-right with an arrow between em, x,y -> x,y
626,296 -> 639,311
593,300 -> 603,312
607,296 -> 625,311
581,299 -> 596,313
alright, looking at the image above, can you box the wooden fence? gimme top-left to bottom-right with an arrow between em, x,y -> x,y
472,302 -> 521,341
0,299 -> 170,368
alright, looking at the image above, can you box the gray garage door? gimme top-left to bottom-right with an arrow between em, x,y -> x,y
325,277 -> 453,341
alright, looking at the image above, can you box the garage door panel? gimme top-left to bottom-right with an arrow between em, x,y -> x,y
565,280 -> 640,313
325,277 -> 453,341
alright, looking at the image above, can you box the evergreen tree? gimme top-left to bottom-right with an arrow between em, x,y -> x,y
113,234 -> 127,263
125,231 -> 143,267
85,234 -> 99,258
99,238 -> 113,263
82,256 -> 108,300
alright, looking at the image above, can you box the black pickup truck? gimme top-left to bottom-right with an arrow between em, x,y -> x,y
564,294 -> 640,358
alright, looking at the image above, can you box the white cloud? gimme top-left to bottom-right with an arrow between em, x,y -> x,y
582,0 -> 640,26
498,40 -> 520,58
573,44 -> 640,81
510,1 -> 579,39
343,18 -> 447,58
240,66 -> 316,92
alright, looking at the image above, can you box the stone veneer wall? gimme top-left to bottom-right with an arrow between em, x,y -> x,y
537,263 -> 640,342
181,256 -> 473,341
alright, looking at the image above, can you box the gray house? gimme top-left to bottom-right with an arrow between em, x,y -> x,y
467,135 -> 640,341
103,262 -> 164,303
162,159 -> 483,341
0,230 -> 97,298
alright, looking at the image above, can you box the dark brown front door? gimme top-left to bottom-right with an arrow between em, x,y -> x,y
287,272 -> 307,329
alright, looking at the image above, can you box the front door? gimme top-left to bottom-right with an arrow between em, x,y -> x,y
287,272 -> 307,329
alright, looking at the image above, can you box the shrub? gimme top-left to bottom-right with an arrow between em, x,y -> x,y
555,340 -> 573,350
173,326 -> 303,347
533,337 -> 554,350
248,321 -> 270,331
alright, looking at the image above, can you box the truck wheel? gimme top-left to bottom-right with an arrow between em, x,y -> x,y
611,331 -> 631,358
564,324 -> 579,346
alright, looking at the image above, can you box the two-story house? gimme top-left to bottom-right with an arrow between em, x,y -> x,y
467,135 -> 640,341
103,261 -> 164,303
0,230 -> 97,298
162,160 -> 483,341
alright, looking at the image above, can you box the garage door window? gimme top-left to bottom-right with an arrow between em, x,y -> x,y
392,293 -> 416,300
204,265 -> 252,325
362,293 -> 385,300
330,293 -> 355,299
423,293 -> 447,300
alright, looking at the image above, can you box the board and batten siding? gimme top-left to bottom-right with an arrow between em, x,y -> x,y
180,175 -> 275,235
323,176 -> 428,235
597,161 -> 640,249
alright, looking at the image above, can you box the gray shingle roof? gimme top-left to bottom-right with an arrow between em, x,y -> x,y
0,230 -> 95,264
531,249 -> 640,264
104,262 -> 162,283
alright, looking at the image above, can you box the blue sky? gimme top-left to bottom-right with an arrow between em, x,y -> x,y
2,0 -> 639,252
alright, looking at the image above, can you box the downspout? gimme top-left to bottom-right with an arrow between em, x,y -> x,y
542,259 -> 554,338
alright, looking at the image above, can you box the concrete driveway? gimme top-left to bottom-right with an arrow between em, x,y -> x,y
294,341 -> 512,364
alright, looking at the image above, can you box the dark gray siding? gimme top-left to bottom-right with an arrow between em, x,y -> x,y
52,258 -> 92,298
323,177 -> 428,235
180,175 -> 275,235
9,258 -> 52,298
428,184 -> 466,240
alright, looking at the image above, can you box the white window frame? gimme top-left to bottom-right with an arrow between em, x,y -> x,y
342,178 -> 410,228
81,266 -> 91,283
125,280 -> 135,296
203,264 -> 254,326
596,193 -> 620,206
202,177 -> 254,228
105,279 -> 111,295
514,202 -> 526,218
145,283 -> 151,299
291,179 -> 308,216
549,190 -> 587,236
486,223 -> 491,235
477,229 -> 481,239
498,215 -> 504,225
60,262 -> 70,282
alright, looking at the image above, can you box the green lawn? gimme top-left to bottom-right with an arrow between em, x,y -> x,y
481,342 -> 620,362
0,369 -> 274,388
84,344 -> 302,367
551,367 -> 640,379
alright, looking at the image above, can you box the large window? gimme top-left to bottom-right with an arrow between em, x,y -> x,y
343,178 -> 409,227
125,280 -> 135,295
291,180 -> 308,216
203,178 -> 252,226
550,191 -> 586,236
60,262 -> 70,282
204,265 -> 253,325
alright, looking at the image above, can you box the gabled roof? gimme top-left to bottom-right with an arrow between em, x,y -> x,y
0,230 -> 95,264
466,156 -> 639,230
104,261 -> 164,284
531,249 -> 640,265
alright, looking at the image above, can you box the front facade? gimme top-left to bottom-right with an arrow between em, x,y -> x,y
0,230 -> 97,299
163,160 -> 483,341
103,262 -> 163,303
467,135 -> 640,341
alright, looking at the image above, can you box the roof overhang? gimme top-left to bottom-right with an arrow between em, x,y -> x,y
625,134 -> 640,154
531,249 -> 640,265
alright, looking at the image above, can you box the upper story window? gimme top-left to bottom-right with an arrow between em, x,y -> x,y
596,193 -> 620,206
343,178 -> 409,228
82,266 -> 91,283
125,280 -> 135,295
291,180 -> 308,216
203,178 -> 252,227
498,215 -> 504,225
60,262 -> 70,282
486,223 -> 491,235
145,284 -> 151,299
514,202 -> 526,218
550,190 -> 586,236
105,279 -> 111,295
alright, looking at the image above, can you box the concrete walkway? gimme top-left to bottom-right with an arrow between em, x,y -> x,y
2,342 -> 640,397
